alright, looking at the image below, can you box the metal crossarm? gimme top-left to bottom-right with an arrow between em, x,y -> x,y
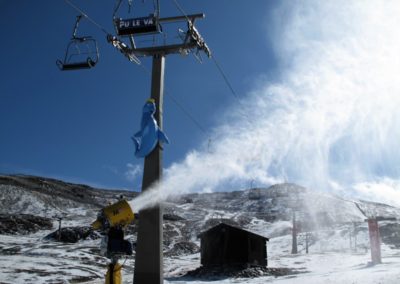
107,35 -> 141,64
187,21 -> 211,58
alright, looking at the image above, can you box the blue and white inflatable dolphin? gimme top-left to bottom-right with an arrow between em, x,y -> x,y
132,98 -> 169,158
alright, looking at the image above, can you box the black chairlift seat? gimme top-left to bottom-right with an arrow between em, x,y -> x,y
57,57 -> 96,71
57,36 -> 99,71
57,16 -> 99,71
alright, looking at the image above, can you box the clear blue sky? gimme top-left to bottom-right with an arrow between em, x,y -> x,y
0,0 -> 279,190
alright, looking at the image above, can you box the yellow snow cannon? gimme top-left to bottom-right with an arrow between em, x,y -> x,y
105,262 -> 122,284
91,199 -> 134,284
92,199 -> 135,231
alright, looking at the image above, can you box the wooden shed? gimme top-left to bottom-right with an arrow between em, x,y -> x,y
199,223 -> 269,267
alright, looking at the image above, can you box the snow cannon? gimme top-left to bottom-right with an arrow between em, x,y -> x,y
92,199 -> 135,231
92,199 -> 134,284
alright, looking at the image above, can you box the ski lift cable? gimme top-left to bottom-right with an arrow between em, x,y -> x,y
171,0 -> 252,126
165,89 -> 208,134
62,0 -> 206,135
128,0 -> 133,13
64,0 -> 110,35
170,0 -> 252,146
171,0 -> 241,101
63,0 -> 142,65
171,0 -> 191,22
63,0 -> 237,100
113,0 -> 124,19
153,0 -> 159,16
211,55 -> 240,99
139,64 -> 208,135
168,94 -> 207,136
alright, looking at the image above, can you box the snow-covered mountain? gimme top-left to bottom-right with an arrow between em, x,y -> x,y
0,174 -> 400,283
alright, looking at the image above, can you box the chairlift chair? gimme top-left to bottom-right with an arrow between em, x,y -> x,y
57,15 -> 99,71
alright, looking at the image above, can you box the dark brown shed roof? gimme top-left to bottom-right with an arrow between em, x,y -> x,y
198,222 -> 269,241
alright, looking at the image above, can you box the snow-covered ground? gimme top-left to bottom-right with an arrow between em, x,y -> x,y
1,179 -> 400,283
164,235 -> 400,284
1,229 -> 399,284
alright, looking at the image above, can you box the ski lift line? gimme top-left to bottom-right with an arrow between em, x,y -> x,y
64,0 -> 110,35
169,0 -> 205,29
113,0 -> 124,20
128,0 -> 133,13
165,89 -> 208,134
114,0 -> 159,18
139,63 -> 208,135
171,0 -> 191,23
170,0 -> 245,121
154,0 -> 160,17
170,0 -> 239,100
211,55 -> 240,100
62,1 -> 210,136
62,0 -> 205,133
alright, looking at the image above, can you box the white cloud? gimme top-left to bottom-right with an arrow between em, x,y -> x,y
353,179 -> 400,207
124,163 -> 142,182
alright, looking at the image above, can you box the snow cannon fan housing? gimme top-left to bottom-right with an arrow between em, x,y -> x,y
92,200 -> 135,231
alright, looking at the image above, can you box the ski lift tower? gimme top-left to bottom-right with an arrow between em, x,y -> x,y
109,3 -> 211,283
57,1 -> 211,282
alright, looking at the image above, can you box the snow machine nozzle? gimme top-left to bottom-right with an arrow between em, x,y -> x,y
92,199 -> 135,231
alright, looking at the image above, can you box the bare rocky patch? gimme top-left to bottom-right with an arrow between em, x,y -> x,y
0,214 -> 53,235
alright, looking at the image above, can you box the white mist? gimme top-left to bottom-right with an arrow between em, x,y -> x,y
130,0 -> 400,211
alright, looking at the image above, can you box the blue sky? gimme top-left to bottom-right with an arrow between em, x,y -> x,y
0,0 -> 279,190
3,1 -> 400,207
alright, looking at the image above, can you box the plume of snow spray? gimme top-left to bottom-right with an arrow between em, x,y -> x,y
130,0 -> 400,212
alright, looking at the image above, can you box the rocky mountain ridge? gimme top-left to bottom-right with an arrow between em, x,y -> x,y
1,174 -> 399,241
1,174 -> 400,283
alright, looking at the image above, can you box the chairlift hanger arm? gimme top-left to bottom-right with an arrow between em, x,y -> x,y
72,15 -> 83,38
113,0 -> 123,19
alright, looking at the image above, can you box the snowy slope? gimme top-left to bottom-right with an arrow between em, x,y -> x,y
0,175 -> 400,283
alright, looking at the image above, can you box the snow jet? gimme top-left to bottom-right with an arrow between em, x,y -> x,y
130,0 -> 400,211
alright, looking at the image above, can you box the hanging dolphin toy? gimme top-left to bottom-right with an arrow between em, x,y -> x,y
132,99 -> 169,158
